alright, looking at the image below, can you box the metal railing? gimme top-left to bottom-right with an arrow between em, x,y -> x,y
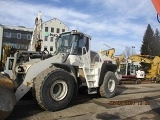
82,47 -> 90,70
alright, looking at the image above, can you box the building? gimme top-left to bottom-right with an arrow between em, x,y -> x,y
0,18 -> 69,61
41,18 -> 69,53
0,25 -> 33,60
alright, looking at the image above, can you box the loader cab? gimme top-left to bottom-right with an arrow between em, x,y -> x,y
54,30 -> 91,65
120,62 -> 136,76
55,30 -> 90,55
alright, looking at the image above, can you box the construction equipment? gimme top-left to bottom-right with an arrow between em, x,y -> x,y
99,49 -> 124,83
115,54 -> 145,84
0,30 -> 118,119
1,57 -> 14,79
152,0 -> 160,23
28,11 -> 42,51
0,45 -> 11,70
129,55 -> 160,82
120,59 -> 145,79
100,48 -> 115,59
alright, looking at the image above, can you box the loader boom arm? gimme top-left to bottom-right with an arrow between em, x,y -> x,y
129,55 -> 152,64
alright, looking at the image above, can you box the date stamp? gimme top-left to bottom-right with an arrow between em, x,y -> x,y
108,100 -> 150,105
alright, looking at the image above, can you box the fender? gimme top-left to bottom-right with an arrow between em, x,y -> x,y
51,63 -> 78,95
99,62 -> 117,86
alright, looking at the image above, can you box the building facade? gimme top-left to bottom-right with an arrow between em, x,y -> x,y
0,25 -> 33,60
41,18 -> 69,53
0,18 -> 69,61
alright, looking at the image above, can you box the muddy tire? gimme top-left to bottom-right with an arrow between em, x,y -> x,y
99,71 -> 117,98
34,68 -> 74,111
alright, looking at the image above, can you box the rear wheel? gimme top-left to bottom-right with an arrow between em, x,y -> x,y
99,71 -> 117,98
34,68 -> 74,111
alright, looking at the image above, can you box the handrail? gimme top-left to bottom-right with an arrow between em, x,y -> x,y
99,44 -> 111,63
82,47 -> 90,70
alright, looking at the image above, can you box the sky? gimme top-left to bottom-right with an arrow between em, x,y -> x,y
0,0 -> 159,55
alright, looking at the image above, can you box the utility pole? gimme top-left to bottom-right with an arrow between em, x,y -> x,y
132,46 -> 135,55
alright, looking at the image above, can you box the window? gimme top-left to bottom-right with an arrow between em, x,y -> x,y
51,28 -> 54,32
44,46 -> 47,50
50,46 -> 53,51
4,32 -> 11,38
78,36 -> 89,54
3,32 -> 7,37
27,34 -> 31,40
62,29 -> 65,32
45,27 -> 48,32
56,28 -> 60,33
50,37 -> 54,42
8,59 -> 14,70
17,33 -> 21,39
21,34 -> 27,39
11,33 -> 17,38
44,36 -> 48,41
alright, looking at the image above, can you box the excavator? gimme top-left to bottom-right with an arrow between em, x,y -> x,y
100,48 -> 125,83
0,45 -> 11,70
118,57 -> 145,84
100,48 -> 145,84
129,55 -> 160,82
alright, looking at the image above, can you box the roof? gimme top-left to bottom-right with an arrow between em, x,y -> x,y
0,24 -> 33,32
61,30 -> 91,39
42,18 -> 69,29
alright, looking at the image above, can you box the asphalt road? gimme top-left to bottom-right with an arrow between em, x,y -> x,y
6,83 -> 160,120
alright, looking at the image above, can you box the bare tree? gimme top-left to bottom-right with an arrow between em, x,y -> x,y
123,46 -> 132,59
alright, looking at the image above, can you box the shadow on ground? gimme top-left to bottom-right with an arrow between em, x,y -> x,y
116,85 -> 129,95
6,85 -> 131,120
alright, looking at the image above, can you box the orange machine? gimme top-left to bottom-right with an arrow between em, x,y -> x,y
152,0 -> 160,15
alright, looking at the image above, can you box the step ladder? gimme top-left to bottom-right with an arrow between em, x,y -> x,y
82,63 -> 100,94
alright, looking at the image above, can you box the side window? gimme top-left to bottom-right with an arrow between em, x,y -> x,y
50,37 -> 54,42
44,46 -> 47,50
51,28 -> 54,33
17,33 -> 21,39
45,27 -> 48,32
8,59 -> 14,70
44,36 -> 48,41
78,36 -> 89,55
50,46 -> 53,51
62,29 -> 65,32
57,28 -> 60,33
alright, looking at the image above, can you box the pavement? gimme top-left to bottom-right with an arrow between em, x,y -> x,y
6,83 -> 160,120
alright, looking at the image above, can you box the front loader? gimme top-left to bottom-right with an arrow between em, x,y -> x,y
0,30 -> 118,119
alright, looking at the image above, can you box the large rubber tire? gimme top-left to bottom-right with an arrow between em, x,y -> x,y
99,71 -> 117,98
0,87 -> 16,120
34,68 -> 74,111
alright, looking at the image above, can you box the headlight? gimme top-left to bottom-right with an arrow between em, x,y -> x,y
16,66 -> 27,73
18,66 -> 24,72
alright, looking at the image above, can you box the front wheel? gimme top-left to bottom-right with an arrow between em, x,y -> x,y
99,71 -> 117,98
34,69 -> 74,111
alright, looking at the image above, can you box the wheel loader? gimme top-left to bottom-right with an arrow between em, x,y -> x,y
0,30 -> 118,119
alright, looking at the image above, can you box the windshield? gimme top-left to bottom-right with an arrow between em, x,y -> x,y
54,32 -> 77,55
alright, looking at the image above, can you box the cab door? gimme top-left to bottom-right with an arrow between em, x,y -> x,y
77,35 -> 90,68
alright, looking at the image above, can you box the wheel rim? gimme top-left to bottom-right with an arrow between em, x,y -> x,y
108,79 -> 115,92
50,80 -> 68,101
